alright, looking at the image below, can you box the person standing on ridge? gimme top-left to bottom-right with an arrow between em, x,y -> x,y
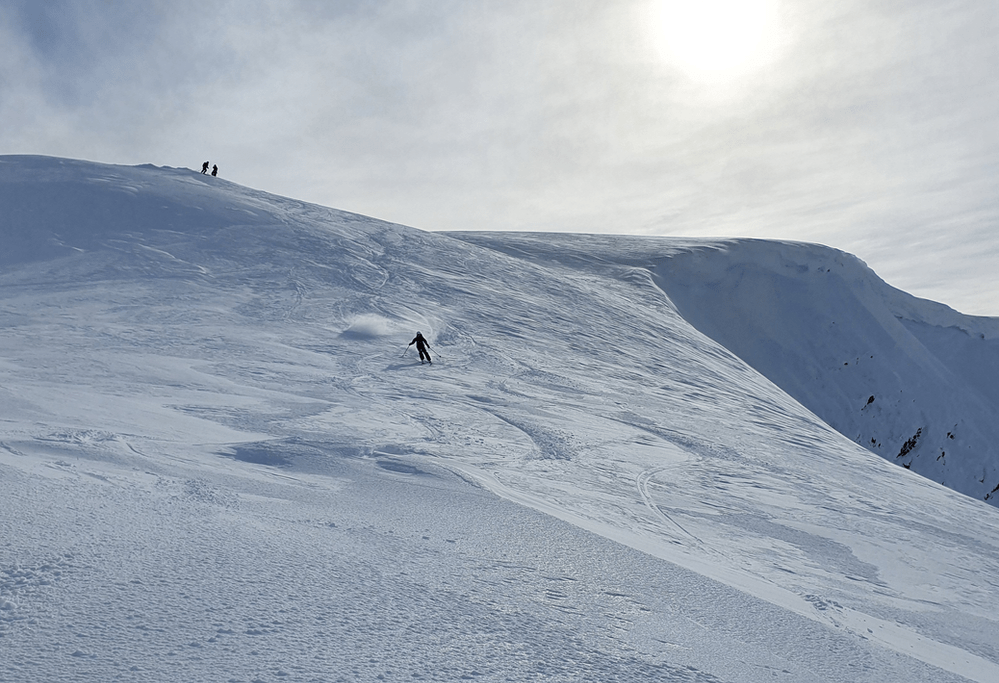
408,332 -> 432,364
211,164 -> 218,177
201,161 -> 209,174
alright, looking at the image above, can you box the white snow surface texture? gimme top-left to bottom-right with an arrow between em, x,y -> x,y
1,156 -> 998,682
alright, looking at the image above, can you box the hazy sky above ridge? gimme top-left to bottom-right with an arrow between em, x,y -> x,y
2,0 -> 998,315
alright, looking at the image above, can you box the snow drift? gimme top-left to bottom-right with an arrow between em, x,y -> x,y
2,156 -> 999,682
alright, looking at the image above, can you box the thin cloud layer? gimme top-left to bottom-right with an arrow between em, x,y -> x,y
1,0 -> 997,314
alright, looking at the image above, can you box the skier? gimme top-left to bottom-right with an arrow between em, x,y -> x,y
211,164 -> 218,177
201,161 -> 209,174
408,332 -> 432,364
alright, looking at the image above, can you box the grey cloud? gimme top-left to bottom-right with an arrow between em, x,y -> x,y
2,0 -> 999,313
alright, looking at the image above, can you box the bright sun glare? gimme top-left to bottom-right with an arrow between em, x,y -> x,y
651,0 -> 780,81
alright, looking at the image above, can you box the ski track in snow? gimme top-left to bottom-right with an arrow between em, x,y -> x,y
2,157 -> 999,682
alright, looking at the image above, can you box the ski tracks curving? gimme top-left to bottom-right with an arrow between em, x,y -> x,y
636,468 -> 703,545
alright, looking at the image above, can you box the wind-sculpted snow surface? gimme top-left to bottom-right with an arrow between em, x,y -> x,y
2,156 -> 999,682
653,239 -> 999,502
453,231 -> 999,504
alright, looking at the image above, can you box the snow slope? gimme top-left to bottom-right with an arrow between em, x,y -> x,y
2,156 -> 998,682
450,233 -> 999,504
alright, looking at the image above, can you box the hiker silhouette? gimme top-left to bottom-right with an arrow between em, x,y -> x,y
201,161 -> 209,174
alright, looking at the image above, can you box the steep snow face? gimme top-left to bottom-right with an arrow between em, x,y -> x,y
3,156 -> 999,682
452,231 -> 999,504
651,240 -> 999,502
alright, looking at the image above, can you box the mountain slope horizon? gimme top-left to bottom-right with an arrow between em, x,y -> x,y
2,155 -> 998,682
449,230 -> 999,504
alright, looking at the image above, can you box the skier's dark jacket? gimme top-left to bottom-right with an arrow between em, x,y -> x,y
409,333 -> 429,351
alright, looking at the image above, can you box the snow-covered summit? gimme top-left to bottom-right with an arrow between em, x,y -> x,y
2,156 -> 999,682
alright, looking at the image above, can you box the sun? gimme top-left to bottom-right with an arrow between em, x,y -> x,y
650,0 -> 780,81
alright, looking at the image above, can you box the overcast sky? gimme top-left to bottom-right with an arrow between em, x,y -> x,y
2,0 -> 998,315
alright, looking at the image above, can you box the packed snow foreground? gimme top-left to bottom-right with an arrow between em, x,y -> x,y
1,156 -> 998,682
